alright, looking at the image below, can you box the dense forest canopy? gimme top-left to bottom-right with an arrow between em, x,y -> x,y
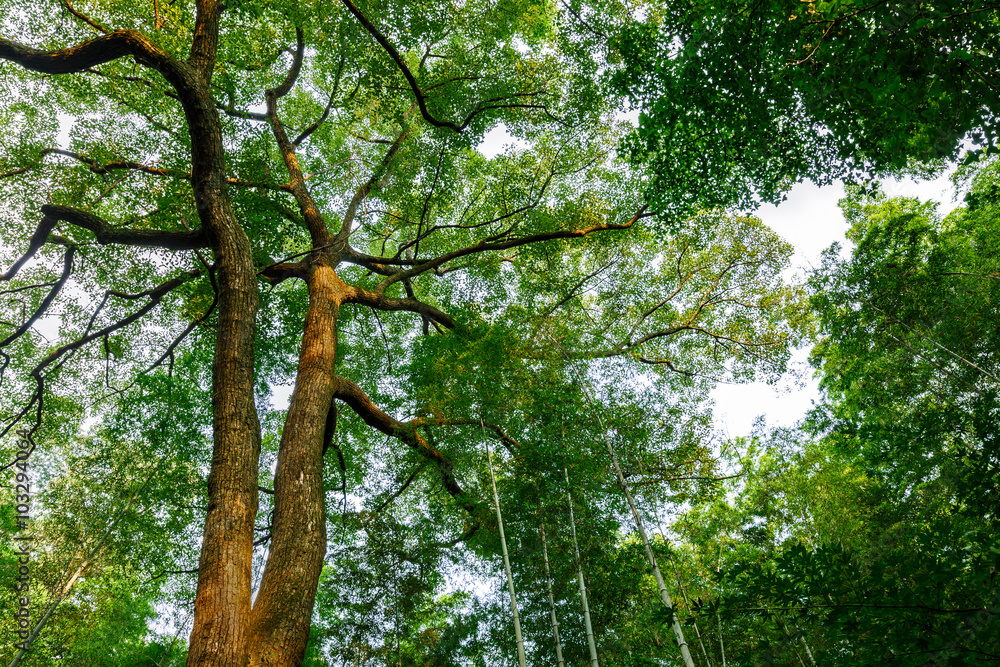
0,0 -> 997,666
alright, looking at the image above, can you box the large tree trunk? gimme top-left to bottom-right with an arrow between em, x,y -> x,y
183,102 -> 262,667
182,97 -> 263,667
181,4 -> 263,665
0,13 -> 265,661
247,263 -> 346,665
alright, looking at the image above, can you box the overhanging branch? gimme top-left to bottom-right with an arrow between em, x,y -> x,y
0,29 -> 180,79
340,0 -> 558,132
41,205 -> 209,250
345,285 -> 454,329
333,376 -> 482,520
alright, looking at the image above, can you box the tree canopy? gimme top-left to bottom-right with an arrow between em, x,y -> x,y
0,1 -> 997,666
614,0 -> 1000,221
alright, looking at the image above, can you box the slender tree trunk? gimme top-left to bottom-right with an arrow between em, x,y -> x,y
801,637 -> 817,666
486,436 -> 527,667
716,547 -> 727,667
247,265 -> 347,665
539,522 -> 566,667
564,467 -> 600,667
717,612 -> 727,667
549,336 -> 692,667
590,407 -> 696,667
649,500 -> 713,667
668,550 -> 712,667
783,622 -> 817,666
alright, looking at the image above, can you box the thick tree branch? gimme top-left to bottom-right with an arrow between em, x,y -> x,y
333,376 -> 482,520
41,205 -> 209,250
344,285 -> 454,328
0,30 -> 180,79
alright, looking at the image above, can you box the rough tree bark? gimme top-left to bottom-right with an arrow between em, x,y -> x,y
1,5 -> 262,664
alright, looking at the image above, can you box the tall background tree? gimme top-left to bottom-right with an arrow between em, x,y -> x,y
671,162 -> 1000,666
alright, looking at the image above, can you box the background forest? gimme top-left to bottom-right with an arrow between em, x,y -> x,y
0,0 -> 997,666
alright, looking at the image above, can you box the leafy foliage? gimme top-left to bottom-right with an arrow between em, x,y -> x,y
613,0 -> 1000,223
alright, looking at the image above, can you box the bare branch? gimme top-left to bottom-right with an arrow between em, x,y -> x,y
540,259 -> 616,320
62,1 -> 110,34
42,148 -> 187,178
340,0 -> 558,132
30,270 -> 201,376
294,89 -> 338,146
374,205 -> 648,292
366,463 -> 427,519
0,282 -> 57,297
0,248 -> 75,381
558,0 -> 608,39
412,417 -> 524,456
338,120 -> 412,242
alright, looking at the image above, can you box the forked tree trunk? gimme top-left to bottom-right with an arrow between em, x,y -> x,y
0,15 -> 267,661
171,6 -> 264,664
